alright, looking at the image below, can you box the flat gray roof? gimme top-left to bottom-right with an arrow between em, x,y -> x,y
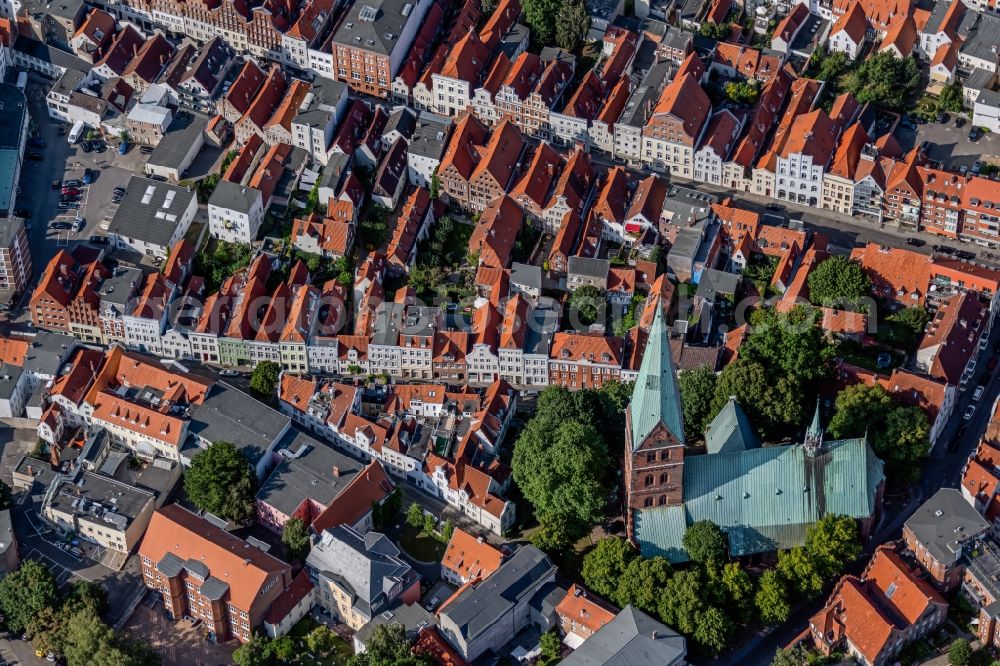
108,176 -> 196,249
208,179 -> 262,214
48,470 -> 155,531
408,113 -> 451,160
189,382 -> 290,466
331,0 -> 420,56
148,112 -> 209,171
904,488 -> 990,567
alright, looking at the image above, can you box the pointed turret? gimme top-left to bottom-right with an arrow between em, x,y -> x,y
804,399 -> 823,456
628,304 -> 684,449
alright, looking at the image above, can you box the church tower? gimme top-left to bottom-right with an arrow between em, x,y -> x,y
624,304 -> 686,542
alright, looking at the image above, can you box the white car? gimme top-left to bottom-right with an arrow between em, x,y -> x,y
974,385 -> 986,401
965,405 -> 976,420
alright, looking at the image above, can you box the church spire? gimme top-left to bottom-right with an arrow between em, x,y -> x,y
804,399 -> 823,456
628,303 -> 684,450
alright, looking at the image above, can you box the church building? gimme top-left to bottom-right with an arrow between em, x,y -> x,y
624,306 -> 886,562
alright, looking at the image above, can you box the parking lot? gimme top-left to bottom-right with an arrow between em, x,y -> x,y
897,114 -> 1000,171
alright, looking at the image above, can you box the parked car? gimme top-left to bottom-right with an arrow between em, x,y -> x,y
57,202 -> 79,210
61,187 -> 80,196
904,238 -> 926,247
72,218 -> 84,232
765,203 -> 782,210
50,221 -> 70,230
118,141 -> 129,155
938,112 -> 949,124
956,250 -> 976,260
970,126 -> 981,141
63,179 -> 81,187
83,169 -> 94,185
974,385 -> 986,401
79,141 -> 92,153
973,160 -> 983,175
960,165 -> 969,176
93,141 -> 107,153
113,186 -> 126,194
57,126 -> 66,136
965,405 -> 976,420
139,145 -> 153,154
219,369 -> 240,377
89,235 -> 108,245
933,244 -> 954,254
954,116 -> 965,128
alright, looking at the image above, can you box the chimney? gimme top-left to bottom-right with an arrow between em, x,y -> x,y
332,465 -> 340,477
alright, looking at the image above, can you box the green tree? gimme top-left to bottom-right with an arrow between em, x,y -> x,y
281,517 -> 310,561
806,255 -> 871,307
582,537 -> 638,600
939,82 -> 965,113
657,570 -> 707,636
270,636 -> 296,661
249,361 -> 281,399
184,441 -> 257,524
682,520 -> 727,564
540,630 -> 562,663
0,559 -> 59,633
724,81 -> 760,105
777,547 -> 824,599
359,205 -> 390,249
67,580 -> 109,617
616,557 -> 672,615
828,383 -> 929,483
740,306 -> 835,384
570,284 -> 604,325
408,264 -> 446,299
815,50 -> 848,82
512,419 -> 609,539
305,626 -> 339,655
693,606 -> 730,656
522,0 -> 560,45
423,512 -> 436,535
711,360 -> 803,437
349,623 -> 431,666
62,610 -> 123,666
555,0 -> 589,52
698,21 -> 731,40
429,170 -> 441,199
233,633 -> 272,666
406,502 -> 424,528
844,51 -> 921,110
885,306 -> 930,348
755,570 -> 791,625
441,519 -> 455,542
720,562 -> 754,620
771,645 -> 809,666
678,366 -> 717,440
804,514 -> 861,580
529,519 -> 578,552
949,638 -> 972,666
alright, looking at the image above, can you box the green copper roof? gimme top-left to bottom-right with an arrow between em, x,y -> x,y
633,435 -> 885,561
704,397 -> 759,455
629,305 -> 684,449
806,399 -> 823,442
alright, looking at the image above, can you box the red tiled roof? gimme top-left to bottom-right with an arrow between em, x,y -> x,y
311,460 -> 394,533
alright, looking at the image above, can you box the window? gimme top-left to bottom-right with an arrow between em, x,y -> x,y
644,497 -> 653,508
644,474 -> 653,487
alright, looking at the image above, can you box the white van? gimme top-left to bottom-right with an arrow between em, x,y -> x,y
68,120 -> 85,145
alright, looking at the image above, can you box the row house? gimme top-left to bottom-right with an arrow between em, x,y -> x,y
388,2 -> 445,104
431,31 -> 492,118
498,294 -> 558,387
278,0 -> 335,71
593,166 -> 632,244
827,2 -> 867,60
467,302 -> 502,384
962,176 -> 1000,246
549,71 -> 604,148
589,75 -> 632,156
438,115 -> 526,212
541,147 -> 594,234
692,109 -> 744,186
919,167 -> 965,238
613,60 -> 672,166
121,32 -> 174,95
469,196 -> 523,269
218,60 -> 267,124
640,70 -> 712,178
510,142 -> 561,221
30,249 -> 110,342
233,65 -> 288,145
751,77 -> 823,198
386,188 -> 435,273
548,332 -> 624,390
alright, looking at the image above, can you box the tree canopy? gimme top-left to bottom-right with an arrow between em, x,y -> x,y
755,570 -> 791,625
724,81 -> 760,105
521,0 -> 560,45
555,0 -> 589,51
281,517 -> 311,562
828,383 -> 929,483
806,255 -> 871,308
184,441 -> 257,524
0,559 -> 59,633
678,366 -> 718,441
682,521 -> 728,564
348,624 -> 432,666
570,284 -> 605,326
844,51 -> 921,110
249,361 -> 281,400
615,556 -> 673,615
582,537 -> 638,600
